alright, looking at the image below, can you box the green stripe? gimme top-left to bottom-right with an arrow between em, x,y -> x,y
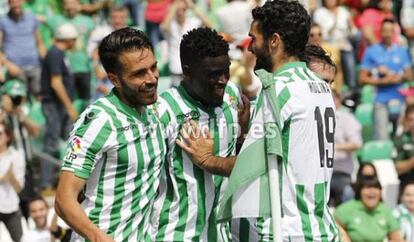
314,182 -> 328,242
74,107 -> 101,137
222,102 -> 236,155
277,87 -> 291,111
121,113 -> 144,240
193,165 -> 207,241
94,102 -> 129,236
294,68 -> 306,81
88,153 -> 108,223
282,118 -> 291,172
161,91 -> 185,118
76,120 -> 111,179
155,162 -> 174,240
239,218 -> 250,242
295,184 -> 313,242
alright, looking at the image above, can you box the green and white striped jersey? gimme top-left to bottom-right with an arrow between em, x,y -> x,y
61,91 -> 166,241
256,62 -> 339,241
394,204 -> 414,242
148,82 -> 240,241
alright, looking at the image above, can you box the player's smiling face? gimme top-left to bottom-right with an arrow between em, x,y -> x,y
188,55 -> 230,107
113,48 -> 159,107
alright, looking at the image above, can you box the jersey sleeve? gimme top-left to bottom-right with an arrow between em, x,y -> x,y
61,107 -> 112,180
385,205 -> 401,233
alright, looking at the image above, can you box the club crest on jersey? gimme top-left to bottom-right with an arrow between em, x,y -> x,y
177,110 -> 200,124
84,110 -> 99,125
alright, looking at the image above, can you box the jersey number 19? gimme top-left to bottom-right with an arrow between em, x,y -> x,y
314,107 -> 336,168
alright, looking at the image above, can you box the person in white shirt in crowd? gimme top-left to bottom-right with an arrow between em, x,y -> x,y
160,0 -> 212,87
0,120 -> 25,242
21,196 -> 65,242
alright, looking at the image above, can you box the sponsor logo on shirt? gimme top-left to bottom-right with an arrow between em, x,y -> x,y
177,111 -> 200,124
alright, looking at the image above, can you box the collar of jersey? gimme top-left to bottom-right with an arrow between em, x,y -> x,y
273,61 -> 307,76
177,84 -> 218,114
107,89 -> 149,125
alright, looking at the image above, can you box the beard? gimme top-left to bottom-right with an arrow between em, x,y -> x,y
253,49 -> 273,72
119,79 -> 157,107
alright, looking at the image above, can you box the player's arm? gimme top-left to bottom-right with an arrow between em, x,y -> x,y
55,171 -> 115,242
176,120 -> 236,177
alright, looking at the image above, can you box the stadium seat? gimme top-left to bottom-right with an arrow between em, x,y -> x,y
359,140 -> 394,162
360,85 -> 375,104
372,159 -> 400,208
355,103 -> 374,142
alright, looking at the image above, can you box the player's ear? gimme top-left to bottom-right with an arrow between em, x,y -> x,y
108,72 -> 121,89
182,64 -> 190,76
270,33 -> 281,49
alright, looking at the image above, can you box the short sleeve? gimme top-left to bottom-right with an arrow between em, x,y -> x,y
61,107 -> 112,179
334,202 -> 351,226
46,50 -> 64,76
360,47 -> 376,70
385,206 -> 401,233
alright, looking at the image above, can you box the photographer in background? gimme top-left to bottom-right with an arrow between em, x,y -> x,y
0,79 -> 40,219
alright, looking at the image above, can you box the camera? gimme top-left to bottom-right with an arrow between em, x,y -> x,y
10,96 -> 23,106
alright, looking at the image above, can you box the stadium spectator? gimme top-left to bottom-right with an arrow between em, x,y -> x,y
394,104 -> 414,192
335,176 -> 403,242
0,120 -> 25,242
307,24 -> 343,91
21,196 -> 66,242
0,0 -> 46,97
86,5 -> 129,56
330,89 -> 363,207
145,0 -> 171,48
161,0 -> 212,87
400,0 -> 414,60
40,23 -> 78,191
122,0 -> 141,27
55,27 -> 165,242
23,0 -> 54,48
356,0 -> 400,59
357,162 -> 378,179
394,181 -> 414,242
47,0 -> 95,108
1,79 -> 40,218
313,0 -> 358,89
359,18 -> 413,140
302,44 -> 337,85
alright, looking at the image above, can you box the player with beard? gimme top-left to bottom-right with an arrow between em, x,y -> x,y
179,1 -> 340,241
55,27 -> 167,242
147,27 -> 250,241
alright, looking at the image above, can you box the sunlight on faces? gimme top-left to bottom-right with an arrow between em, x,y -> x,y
361,186 -> 382,210
113,48 -> 159,107
64,0 -> 81,17
402,184 -> 414,213
110,9 -> 129,30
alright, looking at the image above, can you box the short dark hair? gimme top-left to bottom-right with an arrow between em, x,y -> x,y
382,18 -> 395,26
356,162 -> 378,179
98,27 -> 153,76
354,175 -> 382,200
301,44 -> 336,71
251,0 -> 310,57
28,196 -> 48,209
180,27 -> 229,67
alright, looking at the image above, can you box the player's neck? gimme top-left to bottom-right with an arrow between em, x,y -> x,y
271,53 -> 299,73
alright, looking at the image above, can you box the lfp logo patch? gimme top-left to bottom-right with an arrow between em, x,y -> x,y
70,137 -> 82,153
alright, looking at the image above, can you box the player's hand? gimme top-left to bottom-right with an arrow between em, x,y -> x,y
238,94 -> 250,141
176,120 -> 214,169
90,230 -> 116,242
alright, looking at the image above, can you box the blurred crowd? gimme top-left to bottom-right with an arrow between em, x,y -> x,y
1,0 -> 414,241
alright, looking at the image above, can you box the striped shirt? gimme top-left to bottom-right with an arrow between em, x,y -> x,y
148,82 -> 240,241
394,204 -> 414,242
61,90 -> 166,241
253,62 -> 339,241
